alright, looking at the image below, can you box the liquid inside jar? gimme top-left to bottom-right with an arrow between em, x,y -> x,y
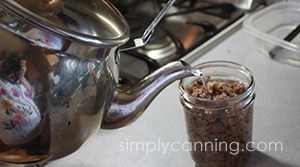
182,78 -> 254,167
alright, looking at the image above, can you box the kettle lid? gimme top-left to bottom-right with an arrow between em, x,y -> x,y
0,0 -> 130,47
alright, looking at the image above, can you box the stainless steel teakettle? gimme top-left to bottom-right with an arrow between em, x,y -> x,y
0,0 -> 194,165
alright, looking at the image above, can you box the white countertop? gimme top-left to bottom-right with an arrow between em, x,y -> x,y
33,28 -> 300,167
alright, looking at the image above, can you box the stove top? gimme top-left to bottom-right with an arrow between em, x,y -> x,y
112,0 -> 262,84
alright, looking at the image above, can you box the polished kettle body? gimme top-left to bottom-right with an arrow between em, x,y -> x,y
0,0 -> 193,164
0,30 -> 119,163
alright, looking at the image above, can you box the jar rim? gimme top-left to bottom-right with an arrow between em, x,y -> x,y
179,61 -> 255,107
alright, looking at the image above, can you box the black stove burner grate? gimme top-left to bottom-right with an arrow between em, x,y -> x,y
113,0 -> 245,83
167,2 -> 237,19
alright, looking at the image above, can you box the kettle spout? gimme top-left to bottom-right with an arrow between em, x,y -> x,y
102,60 -> 195,129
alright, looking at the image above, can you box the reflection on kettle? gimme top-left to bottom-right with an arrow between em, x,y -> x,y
50,57 -> 103,106
0,57 -> 41,145
0,0 -> 196,165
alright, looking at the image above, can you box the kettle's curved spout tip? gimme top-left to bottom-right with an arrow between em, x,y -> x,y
180,60 -> 192,69
180,60 -> 203,77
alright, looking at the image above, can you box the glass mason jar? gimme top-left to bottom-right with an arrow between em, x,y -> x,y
179,61 -> 255,167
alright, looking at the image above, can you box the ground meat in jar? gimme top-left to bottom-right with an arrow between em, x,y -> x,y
182,78 -> 253,167
187,79 -> 246,100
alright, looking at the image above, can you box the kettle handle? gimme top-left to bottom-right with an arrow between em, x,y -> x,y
119,0 -> 176,52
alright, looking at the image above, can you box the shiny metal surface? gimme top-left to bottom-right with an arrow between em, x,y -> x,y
102,61 -> 194,129
120,0 -> 176,51
0,28 -> 116,163
0,0 -> 196,165
0,0 -> 130,48
0,31 -> 194,162
0,28 -> 115,163
136,35 -> 178,66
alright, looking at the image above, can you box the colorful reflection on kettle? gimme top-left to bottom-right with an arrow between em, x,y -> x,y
0,57 -> 42,146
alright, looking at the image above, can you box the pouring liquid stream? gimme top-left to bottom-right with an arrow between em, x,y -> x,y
191,69 -> 210,96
